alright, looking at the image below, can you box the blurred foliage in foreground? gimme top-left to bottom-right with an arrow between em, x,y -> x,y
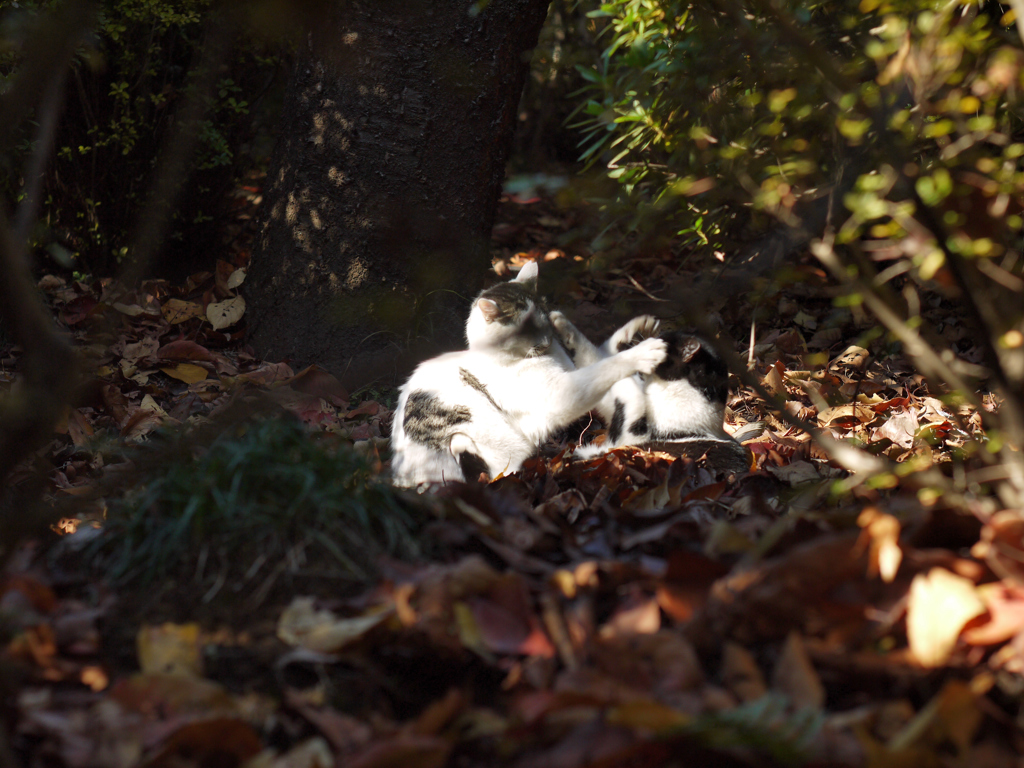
0,0 -> 283,274
576,0 -> 1024,510
85,413 -> 426,600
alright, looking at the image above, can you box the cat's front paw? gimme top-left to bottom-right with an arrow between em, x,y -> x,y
628,337 -> 668,374
549,310 -> 573,337
549,311 -> 579,354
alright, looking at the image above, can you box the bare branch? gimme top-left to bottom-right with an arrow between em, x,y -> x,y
13,66 -> 68,244
0,1 -> 96,159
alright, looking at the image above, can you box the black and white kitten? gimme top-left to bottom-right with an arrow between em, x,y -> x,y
551,312 -> 749,472
390,263 -> 668,487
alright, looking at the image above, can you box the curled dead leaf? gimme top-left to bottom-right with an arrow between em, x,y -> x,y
830,345 -> 870,370
763,362 -> 787,397
277,597 -> 391,653
856,507 -> 902,583
817,403 -> 876,428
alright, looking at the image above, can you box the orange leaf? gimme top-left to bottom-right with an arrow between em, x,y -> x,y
962,584 -> 1024,646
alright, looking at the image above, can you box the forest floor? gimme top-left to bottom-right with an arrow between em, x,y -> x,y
1,182 -> 1022,768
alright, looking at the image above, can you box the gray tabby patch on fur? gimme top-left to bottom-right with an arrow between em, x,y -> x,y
390,262 -> 668,487
551,312 -> 750,474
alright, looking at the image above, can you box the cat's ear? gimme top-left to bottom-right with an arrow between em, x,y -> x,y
514,261 -> 539,292
477,298 -> 501,323
677,337 -> 703,364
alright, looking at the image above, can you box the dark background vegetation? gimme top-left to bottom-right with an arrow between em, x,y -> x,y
4,0 -> 1024,763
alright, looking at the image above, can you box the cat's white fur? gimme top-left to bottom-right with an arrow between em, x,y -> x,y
390,263 -> 668,487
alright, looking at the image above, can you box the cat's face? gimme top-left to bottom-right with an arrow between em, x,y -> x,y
465,262 -> 554,356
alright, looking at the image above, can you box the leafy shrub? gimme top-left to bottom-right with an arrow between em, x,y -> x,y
576,0 -> 1024,506
576,0 -> 1024,253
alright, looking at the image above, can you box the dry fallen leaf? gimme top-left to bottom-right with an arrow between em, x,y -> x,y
817,403 -> 877,428
962,583 -> 1024,646
136,623 -> 203,677
277,597 -> 391,653
875,410 -> 919,450
160,362 -> 209,384
226,267 -> 247,290
763,362 -> 787,396
906,568 -> 985,667
772,632 -> 825,710
765,460 -> 821,486
249,737 -> 333,768
139,394 -> 168,417
831,344 -> 870,370
857,507 -> 902,583
121,337 -> 159,363
162,298 -> 205,324
207,296 -> 246,330
721,642 -> 767,702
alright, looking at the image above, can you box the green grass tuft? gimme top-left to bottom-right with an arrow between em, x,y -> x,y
89,412 -> 424,598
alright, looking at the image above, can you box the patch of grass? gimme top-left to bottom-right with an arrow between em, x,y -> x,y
89,411 -> 425,600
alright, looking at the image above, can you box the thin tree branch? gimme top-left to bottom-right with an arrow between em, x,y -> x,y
0,1 -> 96,159
120,9 -> 240,283
13,66 -> 67,244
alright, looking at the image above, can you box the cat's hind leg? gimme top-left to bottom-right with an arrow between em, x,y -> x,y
574,375 -> 650,458
450,433 -> 490,483
600,315 -> 660,356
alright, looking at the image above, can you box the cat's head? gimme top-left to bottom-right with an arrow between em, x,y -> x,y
652,332 -> 729,405
465,261 -> 553,356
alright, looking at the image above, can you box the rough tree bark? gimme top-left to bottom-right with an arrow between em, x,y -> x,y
247,0 -> 551,389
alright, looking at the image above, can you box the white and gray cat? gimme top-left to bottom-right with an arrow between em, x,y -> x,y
390,262 -> 668,487
550,311 -> 750,473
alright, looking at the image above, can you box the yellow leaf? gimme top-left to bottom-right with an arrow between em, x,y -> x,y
137,622 -> 203,676
162,298 -> 205,324
606,699 -> 690,732
907,568 -> 984,667
160,363 -> 208,384
207,296 -> 246,330
453,600 -> 490,659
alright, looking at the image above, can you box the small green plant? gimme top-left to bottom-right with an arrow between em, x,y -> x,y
90,413 -> 426,597
686,693 -> 823,766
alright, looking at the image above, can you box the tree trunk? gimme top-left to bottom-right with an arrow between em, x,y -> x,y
247,0 -> 551,390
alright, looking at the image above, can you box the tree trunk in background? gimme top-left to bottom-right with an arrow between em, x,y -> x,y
247,0 -> 551,389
